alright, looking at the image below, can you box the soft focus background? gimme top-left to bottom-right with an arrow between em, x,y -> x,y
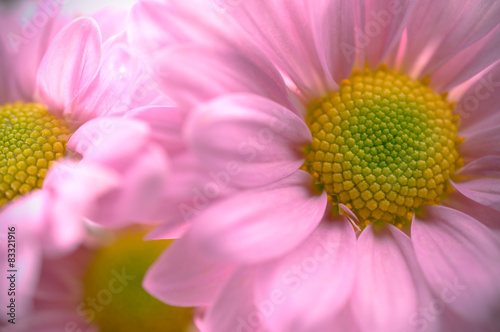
0,0 -> 136,13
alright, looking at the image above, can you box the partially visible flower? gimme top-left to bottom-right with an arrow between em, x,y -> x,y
130,0 -> 500,331
3,227 -> 197,332
0,3 -> 172,326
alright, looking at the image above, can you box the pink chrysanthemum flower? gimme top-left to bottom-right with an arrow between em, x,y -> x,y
131,0 -> 500,331
0,2 -> 171,326
4,227 -> 196,332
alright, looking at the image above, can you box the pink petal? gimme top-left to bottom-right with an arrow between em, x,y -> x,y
404,0 -> 500,78
451,179 -> 500,212
443,191 -> 500,237
127,0 -> 229,56
431,25 -> 500,91
37,17 -> 102,116
91,7 -> 128,42
126,105 -> 185,155
203,268 -> 267,332
457,155 -> 500,178
67,118 -> 150,168
454,62 -> 500,134
309,0 -> 356,88
412,205 -> 500,324
186,94 -> 310,188
148,44 -> 295,112
254,219 -> 357,331
70,35 -> 137,125
190,171 -> 328,263
228,0 -> 333,96
359,0 -> 416,68
459,125 -> 500,162
143,233 -> 236,307
352,223 -> 437,332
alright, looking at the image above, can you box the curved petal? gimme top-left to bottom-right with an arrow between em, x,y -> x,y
126,105 -> 185,155
455,61 -> 500,134
203,268 -> 266,332
254,219 -> 357,331
451,179 -> 500,212
360,0 -> 416,68
148,44 -> 295,112
459,125 -> 500,162
352,223 -> 438,332
70,37 -> 138,125
190,171 -> 328,263
413,205 -> 500,325
431,24 -> 500,92
36,17 -> 102,116
143,233 -> 237,307
310,0 -> 356,88
228,0 -> 333,96
443,191 -> 500,238
457,155 -> 500,178
404,0 -> 500,78
186,94 -> 310,188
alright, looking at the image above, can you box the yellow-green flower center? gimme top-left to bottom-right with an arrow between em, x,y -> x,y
83,230 -> 193,331
304,66 -> 462,228
0,102 -> 70,207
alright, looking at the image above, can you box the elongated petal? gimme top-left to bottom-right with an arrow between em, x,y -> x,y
459,125 -> 500,162
352,223 -> 437,332
360,0 -> 416,68
254,219 -> 356,331
431,24 -> 500,91
186,94 -> 310,188
191,171 -> 328,263
37,17 -> 102,115
455,62 -> 500,134
70,37 -> 137,125
149,45 -> 294,112
228,0 -> 333,95
413,205 -> 500,325
143,233 -> 236,307
405,0 -> 500,78
451,179 -> 500,212
203,268 -> 266,332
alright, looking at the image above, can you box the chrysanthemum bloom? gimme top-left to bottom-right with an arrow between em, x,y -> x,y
0,4 -> 171,325
3,227 -> 197,332
131,0 -> 500,331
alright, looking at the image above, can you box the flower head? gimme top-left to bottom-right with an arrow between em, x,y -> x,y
131,0 -> 500,331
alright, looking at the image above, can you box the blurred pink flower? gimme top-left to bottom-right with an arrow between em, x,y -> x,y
0,2 -> 172,326
131,0 -> 500,331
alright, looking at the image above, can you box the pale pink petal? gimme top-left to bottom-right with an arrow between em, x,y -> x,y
127,0 -> 229,56
352,223 -> 437,332
405,0 -> 500,78
36,17 -> 102,116
457,155 -> 500,178
451,179 -> 500,213
126,105 -> 185,155
67,118 -> 150,168
86,144 -> 170,226
149,45 -> 295,112
229,0 -> 333,96
454,62 -> 500,133
309,0 -> 356,89
186,94 -> 310,188
431,24 -> 500,91
190,171 -> 328,263
203,268 -> 267,332
459,125 -> 500,162
413,205 -> 500,324
254,219 -> 356,331
143,233 -> 236,307
359,0 -> 416,68
70,35 -> 137,125
91,7 -> 127,42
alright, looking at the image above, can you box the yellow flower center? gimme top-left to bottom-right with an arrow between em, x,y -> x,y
83,230 -> 193,331
0,102 -> 70,207
304,66 -> 462,228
